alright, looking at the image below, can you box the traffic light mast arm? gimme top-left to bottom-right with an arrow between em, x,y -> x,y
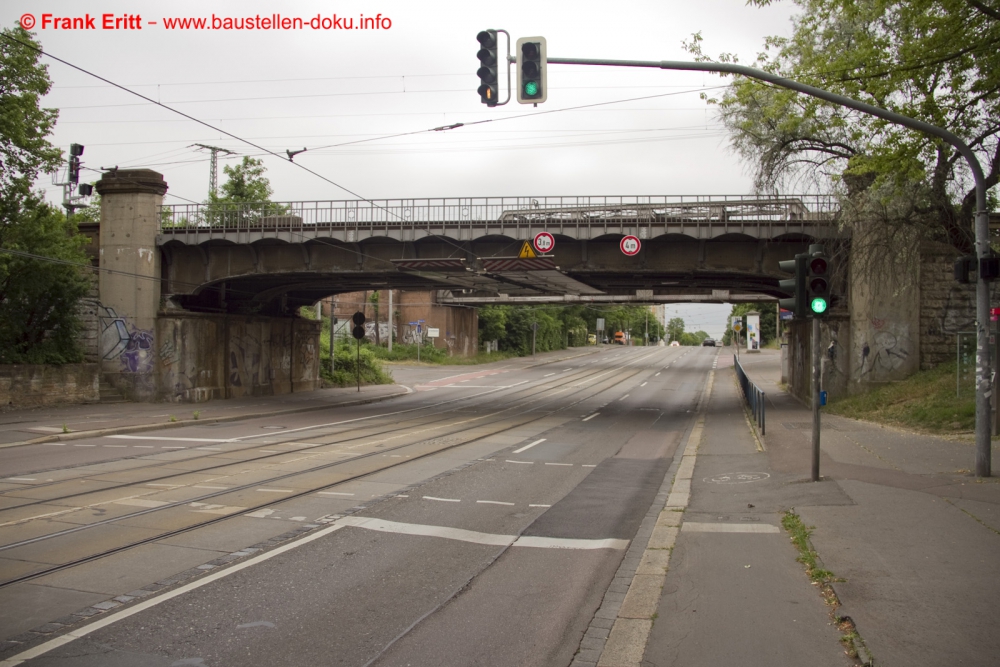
495,29 -> 513,106
541,54 -> 992,477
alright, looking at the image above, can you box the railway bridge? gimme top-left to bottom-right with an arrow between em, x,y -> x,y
91,169 -> 963,406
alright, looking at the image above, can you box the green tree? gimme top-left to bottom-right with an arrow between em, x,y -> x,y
205,156 -> 286,226
688,0 -> 1000,284
666,317 -> 686,344
0,26 -> 91,364
722,303 -> 778,347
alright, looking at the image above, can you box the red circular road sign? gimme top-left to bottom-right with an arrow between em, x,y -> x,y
620,235 -> 641,256
533,232 -> 555,254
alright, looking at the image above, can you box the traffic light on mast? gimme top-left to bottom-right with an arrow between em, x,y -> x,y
516,37 -> 547,104
68,143 -> 84,184
806,244 -> 832,316
477,30 -> 499,107
778,253 -> 807,319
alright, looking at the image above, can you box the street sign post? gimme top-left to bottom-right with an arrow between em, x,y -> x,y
533,232 -> 555,254
620,235 -> 641,256
351,311 -> 366,392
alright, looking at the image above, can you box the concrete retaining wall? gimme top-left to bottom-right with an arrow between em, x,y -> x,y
156,313 -> 321,402
0,364 -> 99,409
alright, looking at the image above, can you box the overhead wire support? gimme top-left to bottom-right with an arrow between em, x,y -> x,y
190,143 -> 235,197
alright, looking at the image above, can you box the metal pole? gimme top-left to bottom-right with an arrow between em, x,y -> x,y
330,313 -> 336,376
544,55 -> 992,477
812,317 -> 821,482
532,322 -> 537,356
387,290 -> 393,353
417,328 -> 421,363
356,338 -> 361,392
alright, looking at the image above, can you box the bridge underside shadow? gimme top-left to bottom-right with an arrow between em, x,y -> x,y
163,234 -> 821,314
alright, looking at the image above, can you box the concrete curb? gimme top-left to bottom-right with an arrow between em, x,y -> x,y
0,386 -> 412,450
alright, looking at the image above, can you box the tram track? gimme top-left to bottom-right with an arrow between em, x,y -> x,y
0,348 -> 672,589
0,352 -> 660,508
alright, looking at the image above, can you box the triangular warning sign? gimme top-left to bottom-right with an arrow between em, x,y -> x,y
518,241 -> 538,259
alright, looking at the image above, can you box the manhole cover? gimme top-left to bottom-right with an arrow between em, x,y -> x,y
704,472 -> 771,484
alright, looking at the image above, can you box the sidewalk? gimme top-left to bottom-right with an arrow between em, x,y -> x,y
0,346 -> 603,449
608,349 -> 1000,666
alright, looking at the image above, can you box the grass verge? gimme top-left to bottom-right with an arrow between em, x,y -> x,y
782,510 -> 872,664
825,360 -> 974,434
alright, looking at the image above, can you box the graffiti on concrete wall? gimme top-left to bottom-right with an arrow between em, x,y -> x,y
99,305 -> 154,374
229,330 -> 263,388
858,317 -> 911,380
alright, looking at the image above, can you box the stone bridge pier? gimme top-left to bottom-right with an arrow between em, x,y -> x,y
95,169 -> 321,402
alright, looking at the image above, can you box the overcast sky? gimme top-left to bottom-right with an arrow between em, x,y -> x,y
8,0 -> 799,338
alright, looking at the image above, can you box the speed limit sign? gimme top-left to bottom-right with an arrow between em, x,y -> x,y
533,232 -> 555,254
620,235 -> 641,256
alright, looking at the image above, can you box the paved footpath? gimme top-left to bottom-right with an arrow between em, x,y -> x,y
597,348 -> 1000,667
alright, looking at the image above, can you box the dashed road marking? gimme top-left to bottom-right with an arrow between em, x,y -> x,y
513,438 -> 546,454
582,413 -> 600,422
545,462 -> 572,466
640,382 -> 648,387
505,460 -> 534,465
423,496 -> 460,503
477,500 -> 515,506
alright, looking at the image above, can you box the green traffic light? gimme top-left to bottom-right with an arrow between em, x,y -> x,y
810,297 -> 828,314
524,81 -> 539,96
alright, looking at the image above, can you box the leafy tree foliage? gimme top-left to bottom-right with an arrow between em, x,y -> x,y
0,26 -> 91,364
478,304 -> 663,353
721,303 -> 778,347
688,0 -> 1000,264
205,157 -> 287,225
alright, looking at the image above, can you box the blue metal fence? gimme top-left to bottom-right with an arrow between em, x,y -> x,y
734,355 -> 766,436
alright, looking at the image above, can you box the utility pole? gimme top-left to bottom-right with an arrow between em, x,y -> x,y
192,144 -> 235,197
387,290 -> 393,352
812,317 -> 822,481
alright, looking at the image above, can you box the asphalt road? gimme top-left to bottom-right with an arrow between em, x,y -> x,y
0,345 -> 713,666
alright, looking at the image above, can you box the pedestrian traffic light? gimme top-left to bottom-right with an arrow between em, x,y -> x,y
477,30 -> 499,107
516,37 -> 547,104
68,143 -> 84,184
806,244 -> 831,316
778,253 -> 807,319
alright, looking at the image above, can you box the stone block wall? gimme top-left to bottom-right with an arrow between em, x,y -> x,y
919,241 -> 978,370
0,364 -> 99,409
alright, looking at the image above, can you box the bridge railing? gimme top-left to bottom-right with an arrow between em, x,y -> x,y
734,354 -> 766,436
159,195 -> 839,233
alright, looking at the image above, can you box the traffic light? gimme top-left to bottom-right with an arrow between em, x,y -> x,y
476,30 -> 499,107
68,143 -> 84,184
806,244 -> 832,316
516,37 -> 547,104
778,253 -> 807,319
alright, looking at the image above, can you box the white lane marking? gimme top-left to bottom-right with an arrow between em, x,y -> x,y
529,504 -> 551,508
103,445 -> 127,448
562,368 -> 574,372
640,382 -> 648,387
682,522 -> 780,534
513,438 -> 546,454
505,460 -> 534,465
74,444 -> 96,447
107,435 -> 233,443
161,446 -> 185,449
113,498 -> 169,508
582,413 -> 599,422
42,443 -> 66,446
477,500 -> 515,506
515,536 -> 630,550
396,494 -> 409,498
29,426 -> 64,433
335,516 -> 628,550
543,373 -> 556,377
423,496 -> 460,503
655,372 -> 661,376
582,464 -> 597,468
0,523 -> 348,667
317,491 -> 355,496
244,508 -> 275,518
6,478 -> 36,482
544,462 -> 572,467
256,488 -> 294,493
192,485 -> 230,490
133,445 -> 155,449
618,394 -> 630,401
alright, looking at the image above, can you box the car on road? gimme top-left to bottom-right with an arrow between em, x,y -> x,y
587,334 -> 597,345
613,331 -> 627,345
669,341 -> 681,347
702,338 -> 716,347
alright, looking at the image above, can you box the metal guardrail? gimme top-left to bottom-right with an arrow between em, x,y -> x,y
734,355 -> 766,436
159,194 -> 839,233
